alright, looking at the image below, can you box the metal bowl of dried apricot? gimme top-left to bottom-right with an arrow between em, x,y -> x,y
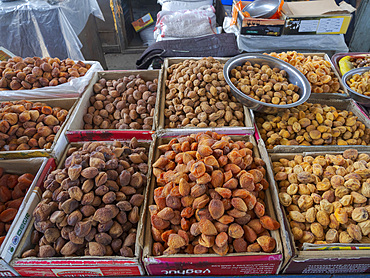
342,66 -> 370,107
224,54 -> 311,114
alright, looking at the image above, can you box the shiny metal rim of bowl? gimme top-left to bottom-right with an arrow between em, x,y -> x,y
223,54 -> 311,109
242,0 -> 282,18
342,66 -> 370,100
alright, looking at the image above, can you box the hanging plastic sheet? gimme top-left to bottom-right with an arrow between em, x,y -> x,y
0,0 -> 103,60
51,0 -> 104,35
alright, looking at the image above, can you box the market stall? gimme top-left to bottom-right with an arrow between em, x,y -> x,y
0,0 -> 369,276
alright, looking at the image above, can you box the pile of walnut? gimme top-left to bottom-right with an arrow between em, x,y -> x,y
274,149 -> 370,246
21,138 -> 148,258
256,102 -> 370,149
164,57 -> 244,128
0,100 -> 69,151
0,169 -> 35,246
84,75 -> 157,130
150,132 -> 280,256
0,57 -> 91,90
267,51 -> 344,94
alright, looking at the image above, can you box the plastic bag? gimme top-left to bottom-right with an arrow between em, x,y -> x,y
158,0 -> 213,11
139,25 -> 156,46
0,1 -> 83,59
154,5 -> 216,40
0,0 -> 104,60
55,0 -> 104,35
237,33 -> 349,53
0,61 -> 103,100
231,1 -> 249,26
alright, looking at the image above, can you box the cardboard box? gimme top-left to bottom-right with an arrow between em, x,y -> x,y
158,58 -> 254,136
65,70 -> 161,142
0,47 -> 15,62
143,133 -> 284,275
282,0 -> 354,35
132,13 -> 154,32
265,150 -> 370,274
0,157 -> 55,276
301,53 -> 348,100
0,98 -> 77,162
234,1 -> 285,36
11,140 -> 155,277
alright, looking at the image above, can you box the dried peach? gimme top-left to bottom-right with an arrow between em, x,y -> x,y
231,198 -> 248,212
199,219 -> 217,236
247,219 -> 265,234
247,242 -> 261,252
239,172 -> 255,191
243,225 -> 257,243
260,216 -> 280,230
257,236 -> 276,252
191,161 -> 206,178
211,170 -> 223,188
215,232 -> 228,247
168,234 -> 186,249
208,199 -> 224,220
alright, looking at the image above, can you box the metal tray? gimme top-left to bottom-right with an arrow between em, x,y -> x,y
223,53 -> 311,114
332,52 -> 370,77
342,66 -> 370,108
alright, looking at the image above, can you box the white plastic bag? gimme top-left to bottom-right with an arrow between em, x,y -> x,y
154,5 -> 216,40
0,61 -> 103,100
159,0 -> 213,11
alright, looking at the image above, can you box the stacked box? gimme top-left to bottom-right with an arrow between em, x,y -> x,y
11,140 -> 154,276
0,158 -> 55,276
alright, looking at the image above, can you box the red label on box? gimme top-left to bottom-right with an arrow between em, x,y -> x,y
145,254 -> 282,275
66,130 -> 154,142
15,266 -> 141,277
285,258 -> 370,274
0,271 -> 15,277
14,259 -> 143,277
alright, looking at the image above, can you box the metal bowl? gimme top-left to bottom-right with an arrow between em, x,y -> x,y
242,0 -> 281,18
223,54 -> 311,114
342,67 -> 370,108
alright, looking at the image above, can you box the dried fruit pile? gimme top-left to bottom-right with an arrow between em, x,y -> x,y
84,75 -> 158,130
266,51 -> 344,94
150,132 -> 280,256
230,61 -> 300,105
164,57 -> 244,128
21,138 -> 148,258
0,168 -> 35,246
0,57 -> 91,90
256,102 -> 370,148
274,149 -> 370,247
0,100 -> 69,151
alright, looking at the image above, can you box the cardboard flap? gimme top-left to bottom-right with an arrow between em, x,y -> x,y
283,0 -> 354,16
